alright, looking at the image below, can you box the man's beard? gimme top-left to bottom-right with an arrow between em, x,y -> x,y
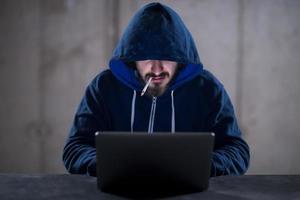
147,84 -> 166,97
136,67 -> 180,97
143,72 -> 168,96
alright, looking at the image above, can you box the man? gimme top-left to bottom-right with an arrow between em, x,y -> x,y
63,2 -> 250,177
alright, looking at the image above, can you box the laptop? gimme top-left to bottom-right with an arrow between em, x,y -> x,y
95,132 -> 215,193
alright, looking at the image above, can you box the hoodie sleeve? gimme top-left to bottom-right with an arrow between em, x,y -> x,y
209,86 -> 250,177
62,74 -> 110,176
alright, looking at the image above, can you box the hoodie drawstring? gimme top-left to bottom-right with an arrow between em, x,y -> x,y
171,90 -> 175,133
131,90 -> 136,132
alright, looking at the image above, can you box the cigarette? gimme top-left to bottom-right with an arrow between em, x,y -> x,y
141,77 -> 152,96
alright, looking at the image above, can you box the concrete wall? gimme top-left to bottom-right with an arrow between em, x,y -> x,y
241,0 -> 300,174
0,0 -> 299,174
0,0 -> 114,173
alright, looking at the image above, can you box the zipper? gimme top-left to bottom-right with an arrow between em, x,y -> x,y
148,97 -> 157,134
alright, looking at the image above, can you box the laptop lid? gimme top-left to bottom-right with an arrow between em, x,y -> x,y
95,132 -> 214,192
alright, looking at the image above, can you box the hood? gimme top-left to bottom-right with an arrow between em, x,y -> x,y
109,2 -> 203,91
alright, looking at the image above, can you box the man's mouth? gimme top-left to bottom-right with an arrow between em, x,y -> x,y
146,73 -> 169,84
151,75 -> 165,83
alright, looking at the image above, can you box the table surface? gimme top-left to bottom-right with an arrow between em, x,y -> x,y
0,174 -> 299,200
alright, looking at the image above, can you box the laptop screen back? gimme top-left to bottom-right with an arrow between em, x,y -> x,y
96,132 -> 214,192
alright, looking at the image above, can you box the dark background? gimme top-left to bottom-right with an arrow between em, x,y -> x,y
0,0 -> 299,175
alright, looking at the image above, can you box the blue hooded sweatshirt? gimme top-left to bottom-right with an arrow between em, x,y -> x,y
63,2 -> 250,177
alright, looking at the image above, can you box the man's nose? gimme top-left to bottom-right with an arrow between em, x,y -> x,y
151,60 -> 163,74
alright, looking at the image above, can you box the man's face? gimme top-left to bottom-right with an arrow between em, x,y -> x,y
136,60 -> 178,96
